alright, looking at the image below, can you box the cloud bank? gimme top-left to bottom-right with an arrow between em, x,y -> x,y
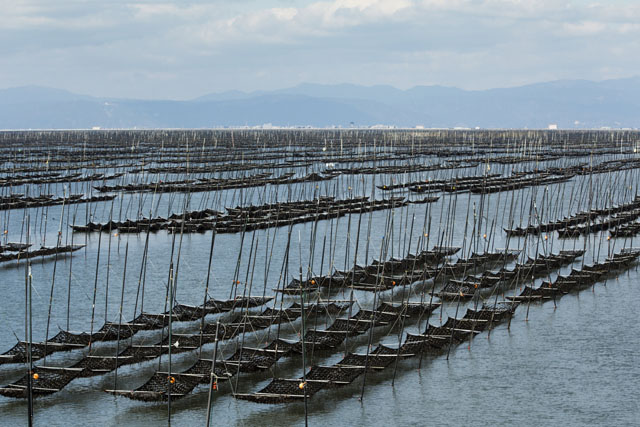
0,0 -> 638,99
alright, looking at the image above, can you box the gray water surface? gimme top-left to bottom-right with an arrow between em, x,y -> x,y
1,157 -> 639,426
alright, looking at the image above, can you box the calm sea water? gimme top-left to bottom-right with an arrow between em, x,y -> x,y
1,157 -> 639,426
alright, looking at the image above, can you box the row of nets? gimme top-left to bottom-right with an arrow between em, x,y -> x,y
235,251 -> 631,404
0,296 -> 273,365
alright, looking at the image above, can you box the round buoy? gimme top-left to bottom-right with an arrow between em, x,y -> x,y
298,382 -> 306,390
168,376 -> 175,384
32,373 -> 39,380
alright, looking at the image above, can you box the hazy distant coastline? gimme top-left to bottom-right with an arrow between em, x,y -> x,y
1,77 -> 638,130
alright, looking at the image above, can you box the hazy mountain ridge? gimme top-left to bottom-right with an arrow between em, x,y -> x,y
1,77 -> 638,129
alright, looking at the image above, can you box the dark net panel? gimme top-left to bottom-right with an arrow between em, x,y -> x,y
0,342 -> 58,364
326,319 -> 370,335
336,353 -> 397,370
48,330 -> 92,346
225,348 -> 281,373
294,330 -> 347,352
442,318 -> 488,332
130,313 -> 169,330
236,379 -> 324,403
305,366 -> 364,386
0,367 -> 80,398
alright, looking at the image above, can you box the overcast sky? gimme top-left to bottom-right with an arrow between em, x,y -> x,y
1,0 -> 638,99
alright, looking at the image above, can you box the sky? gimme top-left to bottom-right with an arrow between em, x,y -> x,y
0,0 -> 639,99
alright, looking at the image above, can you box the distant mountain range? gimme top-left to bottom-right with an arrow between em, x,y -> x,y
1,77 -> 639,129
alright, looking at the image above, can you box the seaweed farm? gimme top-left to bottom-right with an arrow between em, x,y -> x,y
1,129 -> 640,426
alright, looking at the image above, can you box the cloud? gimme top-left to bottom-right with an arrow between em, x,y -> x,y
562,20 -> 606,36
0,0 -> 638,98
